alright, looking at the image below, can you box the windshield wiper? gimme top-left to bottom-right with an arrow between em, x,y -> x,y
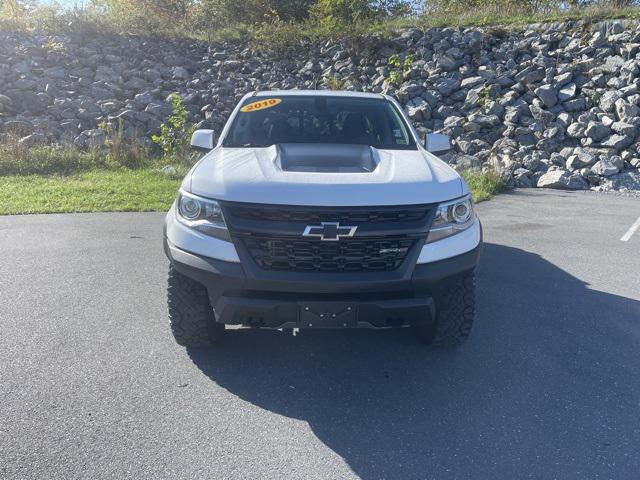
224,143 -> 272,148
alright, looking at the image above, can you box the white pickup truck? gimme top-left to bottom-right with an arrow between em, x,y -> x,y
163,90 -> 482,347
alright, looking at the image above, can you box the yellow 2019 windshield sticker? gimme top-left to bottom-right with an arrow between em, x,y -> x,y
240,98 -> 282,113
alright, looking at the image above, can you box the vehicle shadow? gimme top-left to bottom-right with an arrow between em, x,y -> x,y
187,243 -> 640,479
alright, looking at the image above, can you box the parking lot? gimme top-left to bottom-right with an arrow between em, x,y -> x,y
1,189 -> 639,479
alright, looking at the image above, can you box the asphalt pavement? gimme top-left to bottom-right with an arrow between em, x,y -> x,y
1,189 -> 639,480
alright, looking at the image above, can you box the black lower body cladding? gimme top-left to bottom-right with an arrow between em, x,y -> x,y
164,237 -> 481,330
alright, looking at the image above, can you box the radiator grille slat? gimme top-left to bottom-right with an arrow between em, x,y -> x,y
241,237 -> 416,272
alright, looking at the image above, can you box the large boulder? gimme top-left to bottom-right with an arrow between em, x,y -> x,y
537,169 -> 588,190
591,157 -> 622,176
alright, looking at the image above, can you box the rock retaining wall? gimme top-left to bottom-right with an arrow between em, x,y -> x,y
1,20 -> 640,191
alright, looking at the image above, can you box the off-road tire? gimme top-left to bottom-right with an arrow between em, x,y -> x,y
415,270 -> 475,348
167,265 -> 223,347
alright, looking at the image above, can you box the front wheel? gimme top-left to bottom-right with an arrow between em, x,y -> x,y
414,270 -> 476,348
167,265 -> 224,347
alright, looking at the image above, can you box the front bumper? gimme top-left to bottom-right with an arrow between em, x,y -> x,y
164,236 -> 482,329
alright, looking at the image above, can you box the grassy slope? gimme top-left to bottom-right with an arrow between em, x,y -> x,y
0,170 -> 181,215
0,168 -> 503,215
198,5 -> 640,52
3,3 -> 640,47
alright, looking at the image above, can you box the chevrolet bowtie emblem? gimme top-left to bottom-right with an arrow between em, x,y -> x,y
302,222 -> 357,241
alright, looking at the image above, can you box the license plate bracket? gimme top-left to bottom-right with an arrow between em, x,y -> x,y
298,302 -> 357,328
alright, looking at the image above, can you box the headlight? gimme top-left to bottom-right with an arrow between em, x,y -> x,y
426,194 -> 475,243
176,190 -> 230,241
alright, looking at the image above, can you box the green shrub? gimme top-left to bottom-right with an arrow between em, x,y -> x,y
249,20 -> 311,53
90,0 -> 194,36
99,120 -> 152,169
193,0 -> 313,30
323,73 -> 348,90
151,93 -> 195,157
4,0 -> 640,43
386,53 -> 413,86
460,169 -> 506,202
425,0 -> 535,16
310,0 -> 377,29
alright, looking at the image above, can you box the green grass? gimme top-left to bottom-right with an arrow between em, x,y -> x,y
0,169 -> 181,215
461,170 -> 505,203
0,168 -> 503,215
0,137 -> 193,214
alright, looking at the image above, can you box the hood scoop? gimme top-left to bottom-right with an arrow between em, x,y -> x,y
276,143 -> 380,173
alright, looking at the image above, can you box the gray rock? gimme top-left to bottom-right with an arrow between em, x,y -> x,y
564,98 -> 587,112
600,91 -> 621,113
461,76 -> 484,89
134,92 -> 154,106
172,66 -> 190,80
534,85 -> 558,108
514,167 -> 533,188
463,86 -> 482,109
124,77 -> 147,89
434,78 -> 460,96
589,31 -> 606,48
558,83 -> 577,102
396,84 -> 424,103
467,112 -> 500,128
602,55 -> 625,74
601,133 -> 632,150
566,151 -> 595,170
537,170 -> 569,188
585,122 -> 611,142
221,60 -> 243,72
596,170 -> 640,191
566,122 -> 585,138
614,98 -> 640,122
74,129 -> 106,148
610,121 -> 636,138
436,54 -> 459,71
591,158 -> 621,176
405,101 -> 431,122
450,154 -> 482,169
565,174 -> 589,190
550,152 -> 566,167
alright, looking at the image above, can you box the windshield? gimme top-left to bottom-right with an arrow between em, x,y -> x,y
222,96 -> 417,150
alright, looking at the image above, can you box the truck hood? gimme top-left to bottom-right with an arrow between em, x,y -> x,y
186,144 -> 465,206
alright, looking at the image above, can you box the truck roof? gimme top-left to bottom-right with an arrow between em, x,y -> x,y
253,90 -> 384,99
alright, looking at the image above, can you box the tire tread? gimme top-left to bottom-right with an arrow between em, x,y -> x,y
167,266 -> 222,347
432,271 -> 476,348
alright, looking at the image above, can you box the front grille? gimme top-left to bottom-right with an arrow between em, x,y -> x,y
226,205 -> 429,224
241,236 -> 416,272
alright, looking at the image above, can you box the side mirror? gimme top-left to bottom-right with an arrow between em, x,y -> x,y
424,133 -> 451,155
190,129 -> 215,152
